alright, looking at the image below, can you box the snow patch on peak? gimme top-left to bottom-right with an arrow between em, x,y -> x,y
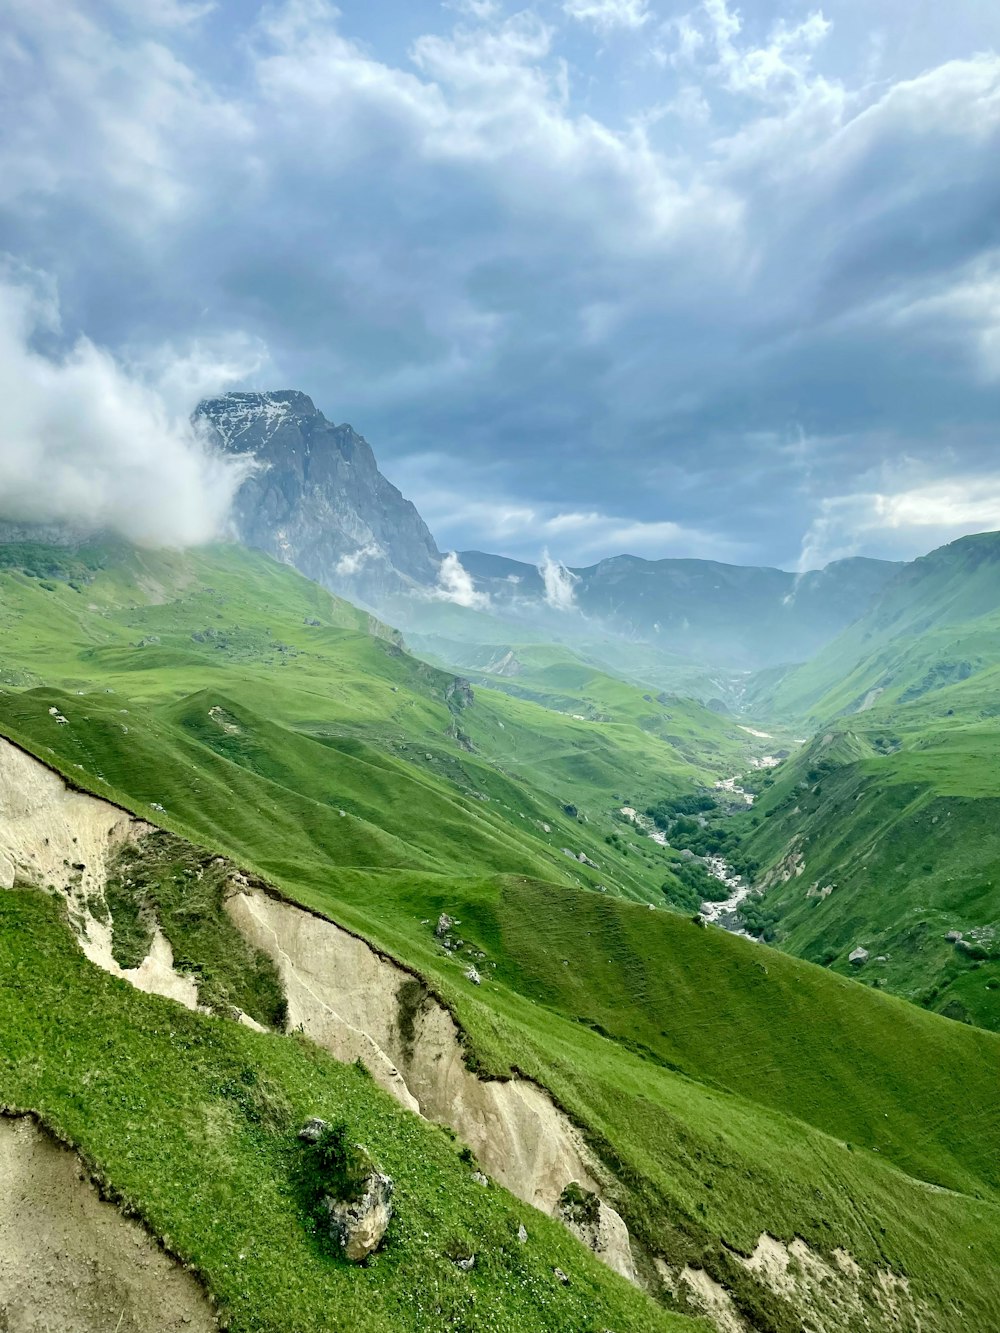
206,393 -> 294,447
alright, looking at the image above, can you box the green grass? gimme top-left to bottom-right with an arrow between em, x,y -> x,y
732,535 -> 1000,1031
2,538 -> 1000,1331
106,832 -> 288,1026
0,890 -> 684,1333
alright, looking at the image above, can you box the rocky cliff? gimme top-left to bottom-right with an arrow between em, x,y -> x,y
195,391 -> 441,602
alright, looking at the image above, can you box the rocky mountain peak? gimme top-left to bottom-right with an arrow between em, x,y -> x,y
194,391 -> 441,602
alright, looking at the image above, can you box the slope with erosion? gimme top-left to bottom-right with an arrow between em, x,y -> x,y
4,710 -> 1000,1333
0,540 -> 999,1330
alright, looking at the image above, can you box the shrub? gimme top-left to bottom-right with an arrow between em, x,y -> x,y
302,1121 -> 371,1203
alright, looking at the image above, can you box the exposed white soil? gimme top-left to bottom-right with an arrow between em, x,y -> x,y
738,1232 -> 928,1332
759,842 -> 806,890
657,1233 -> 927,1333
224,886 -> 638,1281
0,737 -> 638,1283
0,1116 -> 215,1333
0,738 -> 197,1009
675,1265 -> 746,1333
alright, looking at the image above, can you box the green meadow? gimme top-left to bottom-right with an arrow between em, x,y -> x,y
1,539 -> 999,1332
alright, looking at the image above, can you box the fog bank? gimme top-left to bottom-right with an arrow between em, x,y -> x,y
0,276 -> 254,547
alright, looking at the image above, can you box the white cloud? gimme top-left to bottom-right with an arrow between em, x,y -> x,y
129,332 -> 270,419
434,551 -> 491,609
563,0 -> 653,34
669,0 -> 833,106
797,477 -> 1000,569
0,271 -> 254,546
538,549 -> 580,609
335,540 -> 382,577
385,453 -> 741,562
109,0 -> 216,27
886,253 -> 1000,382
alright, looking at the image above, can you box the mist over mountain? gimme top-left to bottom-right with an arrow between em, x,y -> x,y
189,390 -> 901,675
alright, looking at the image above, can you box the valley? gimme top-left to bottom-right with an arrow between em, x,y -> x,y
1,528 -> 999,1332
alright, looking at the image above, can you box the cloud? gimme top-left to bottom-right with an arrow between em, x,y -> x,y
707,0 -> 831,102
563,0 -> 653,33
433,551 -> 491,609
385,453 -> 743,563
4,2 -> 1000,570
796,476 -> 1000,569
334,540 -> 382,577
0,271 -> 255,546
539,549 -> 580,610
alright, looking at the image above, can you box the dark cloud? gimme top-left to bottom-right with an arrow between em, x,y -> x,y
2,0 -> 1000,568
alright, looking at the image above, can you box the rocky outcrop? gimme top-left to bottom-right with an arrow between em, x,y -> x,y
299,1118 -> 394,1262
322,1171 -> 394,1262
194,391 -> 441,603
558,1184 -> 636,1283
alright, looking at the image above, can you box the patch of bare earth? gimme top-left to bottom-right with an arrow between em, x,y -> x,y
0,1116 -> 215,1333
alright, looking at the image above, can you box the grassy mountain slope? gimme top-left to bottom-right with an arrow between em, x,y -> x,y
2,540 -> 1000,1331
759,531 -> 1000,725
1,889 -> 680,1333
407,637 -> 740,744
734,532 -> 1000,1030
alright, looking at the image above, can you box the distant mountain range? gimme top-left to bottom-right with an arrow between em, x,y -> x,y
456,548 -> 899,671
194,390 -> 900,672
0,389 -> 908,673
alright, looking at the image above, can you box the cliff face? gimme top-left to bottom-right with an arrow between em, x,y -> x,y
195,391 -> 441,601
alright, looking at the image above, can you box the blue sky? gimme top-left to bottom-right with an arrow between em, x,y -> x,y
2,0 -> 1000,569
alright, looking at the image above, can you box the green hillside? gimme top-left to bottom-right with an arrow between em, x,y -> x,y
732,532 -> 1000,1031
759,531 -> 1000,725
2,539 -> 999,1332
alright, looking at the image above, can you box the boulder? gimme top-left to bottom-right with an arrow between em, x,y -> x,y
946,930 -> 963,943
297,1117 -> 328,1144
322,1171 -> 394,1263
848,947 -> 869,966
435,913 -> 454,939
464,966 -> 482,986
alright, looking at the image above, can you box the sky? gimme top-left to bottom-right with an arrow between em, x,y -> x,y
2,0 -> 1000,570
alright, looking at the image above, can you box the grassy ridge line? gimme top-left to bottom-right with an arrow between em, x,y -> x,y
0,891 -> 687,1333
758,530 -> 1000,725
